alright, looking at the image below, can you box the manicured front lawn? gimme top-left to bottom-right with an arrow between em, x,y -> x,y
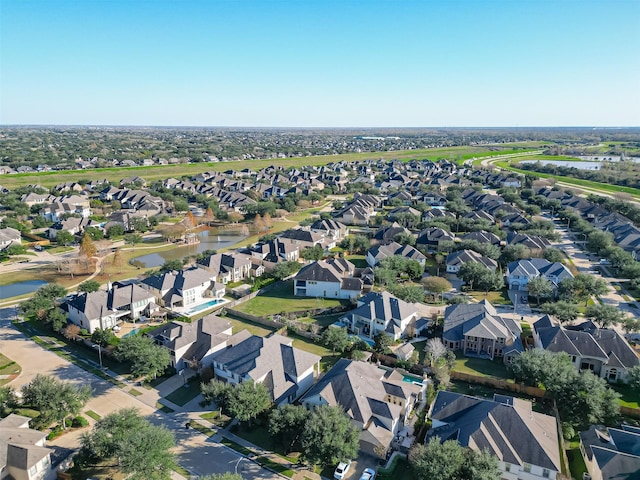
164,380 -> 201,406
451,352 -> 513,380
0,352 -> 21,386
234,423 -> 299,463
468,289 -> 512,305
234,280 -> 346,317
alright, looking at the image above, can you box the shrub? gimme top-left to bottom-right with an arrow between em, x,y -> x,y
72,415 -> 89,428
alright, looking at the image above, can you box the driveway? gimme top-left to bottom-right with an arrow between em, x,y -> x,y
0,307 -> 280,479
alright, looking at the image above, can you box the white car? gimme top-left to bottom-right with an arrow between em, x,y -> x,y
359,468 -> 376,480
334,461 -> 352,480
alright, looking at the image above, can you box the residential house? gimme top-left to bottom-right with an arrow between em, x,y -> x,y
211,332 -> 321,405
0,414 -> 52,480
197,252 -> 257,284
148,314 -> 232,371
416,227 -> 455,253
579,425 -> 640,480
506,232 -> 551,251
428,391 -> 561,480
443,300 -> 523,363
309,219 -> 348,242
507,258 -> 573,291
66,282 -> 156,333
460,230 -> 501,246
301,359 -> 423,458
445,249 -> 498,274
0,227 -> 21,249
140,267 -> 223,310
293,258 -> 362,300
340,291 -> 420,340
533,316 -> 640,383
366,241 -> 426,268
372,223 -> 410,244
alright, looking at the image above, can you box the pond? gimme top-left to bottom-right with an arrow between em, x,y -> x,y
520,160 -> 603,170
0,280 -> 47,300
130,228 -> 248,268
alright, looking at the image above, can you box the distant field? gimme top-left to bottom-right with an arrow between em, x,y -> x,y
0,144 -> 543,189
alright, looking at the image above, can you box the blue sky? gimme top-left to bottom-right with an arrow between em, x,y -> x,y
1,0 -> 639,127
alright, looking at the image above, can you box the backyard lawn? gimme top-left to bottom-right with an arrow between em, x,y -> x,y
233,280 -> 346,317
451,352 -> 513,380
289,332 -> 342,372
345,254 -> 368,268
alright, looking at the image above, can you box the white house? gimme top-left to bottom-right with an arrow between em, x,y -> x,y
140,267 -> 223,310
293,258 -> 362,300
0,414 -> 52,480
0,228 -> 21,250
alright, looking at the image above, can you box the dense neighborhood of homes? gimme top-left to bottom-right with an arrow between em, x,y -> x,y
2,156 -> 640,480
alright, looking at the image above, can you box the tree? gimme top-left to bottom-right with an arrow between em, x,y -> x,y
56,230 -> 74,246
559,274 -> 608,306
394,231 -> 416,246
585,303 -> 626,328
78,280 -> 101,293
46,307 -> 68,331
499,244 -> 530,265
409,438 -> 466,480
78,408 -> 175,480
92,328 -> 115,347
115,336 -> 170,380
322,326 -> 349,354
627,365 -> 640,391
201,379 -> 234,414
124,233 -> 143,250
422,276 -> 452,303
183,211 -> 197,230
458,263 -> 503,293
22,374 -> 91,429
0,386 -> 17,417
160,259 -> 184,272
300,244 -> 324,261
112,247 -> 124,273
79,234 -> 97,259
543,247 -> 565,263
204,207 -> 215,226
373,331 -> 393,354
388,285 -> 425,303
63,324 -> 81,341
226,381 -> 272,425
300,405 -> 359,467
106,224 -> 125,238
425,338 -> 447,367
252,213 -> 265,232
19,283 -> 67,323
587,230 -> 613,254
460,448 -> 501,480
84,226 -> 104,240
269,404 -> 310,452
527,276 -> 554,306
541,300 -> 579,323
271,260 -> 301,280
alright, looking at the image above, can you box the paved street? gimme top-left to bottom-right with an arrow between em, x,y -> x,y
0,307 -> 281,479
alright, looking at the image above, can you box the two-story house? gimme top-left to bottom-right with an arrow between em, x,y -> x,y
293,258 -> 362,300
301,359 -> 424,459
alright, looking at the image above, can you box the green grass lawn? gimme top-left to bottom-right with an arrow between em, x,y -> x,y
345,254 -> 368,268
234,423 -> 299,463
452,352 -> 513,380
289,332 -> 342,372
164,380 -> 202,406
128,388 -> 143,397
468,289 -> 512,305
297,312 -> 343,328
85,410 -> 101,421
189,420 -> 216,437
233,280 -> 346,316
0,352 -> 21,386
412,340 -> 428,365
377,455 -> 416,480
200,410 -> 233,428
566,439 -> 588,480
612,384 -> 640,409
225,314 -> 278,337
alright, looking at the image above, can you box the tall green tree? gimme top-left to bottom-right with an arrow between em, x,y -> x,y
21,374 -> 91,429
78,408 -> 175,480
268,404 -> 310,452
322,326 -> 349,354
115,336 -> 170,380
124,233 -> 143,250
409,438 -> 466,480
541,300 -> 579,323
527,276 -> 554,306
559,274 -> 608,306
300,405 -> 359,467
227,381 -> 272,425
78,280 -> 101,293
585,304 -> 626,328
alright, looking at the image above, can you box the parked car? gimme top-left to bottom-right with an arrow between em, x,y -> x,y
334,461 -> 352,480
359,468 -> 376,480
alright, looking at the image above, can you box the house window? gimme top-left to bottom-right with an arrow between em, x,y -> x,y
608,368 -> 618,382
523,463 -> 531,473
504,464 -> 510,472
543,468 -> 550,478
571,355 -> 577,362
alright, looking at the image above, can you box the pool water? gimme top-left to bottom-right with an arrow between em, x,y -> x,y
402,374 -> 424,384
122,328 -> 140,338
184,298 -> 225,316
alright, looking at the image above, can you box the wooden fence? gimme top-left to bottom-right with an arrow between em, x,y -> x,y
450,371 -> 548,397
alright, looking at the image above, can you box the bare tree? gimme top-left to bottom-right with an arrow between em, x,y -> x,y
425,338 -> 447,367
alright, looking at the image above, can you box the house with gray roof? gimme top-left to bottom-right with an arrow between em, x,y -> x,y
293,258 -> 362,300
507,258 -> 573,291
428,391 -> 561,480
148,314 -> 232,372
0,414 -> 52,480
140,267 -> 224,312
196,251 -> 258,284
301,359 -> 423,458
533,316 -> 639,383
580,425 -> 640,480
340,291 -> 419,340
416,227 -> 455,253
0,227 -> 21,250
66,282 -> 156,333
443,300 -> 523,363
211,332 -> 320,405
446,249 -> 498,274
365,241 -> 426,268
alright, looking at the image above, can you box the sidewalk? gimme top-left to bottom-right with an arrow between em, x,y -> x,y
207,425 -> 324,480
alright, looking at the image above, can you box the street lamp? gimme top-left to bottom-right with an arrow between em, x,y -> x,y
93,343 -> 103,370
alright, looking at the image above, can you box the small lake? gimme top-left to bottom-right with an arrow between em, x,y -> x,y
0,280 -> 47,300
520,160 -> 603,170
130,228 -> 248,268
